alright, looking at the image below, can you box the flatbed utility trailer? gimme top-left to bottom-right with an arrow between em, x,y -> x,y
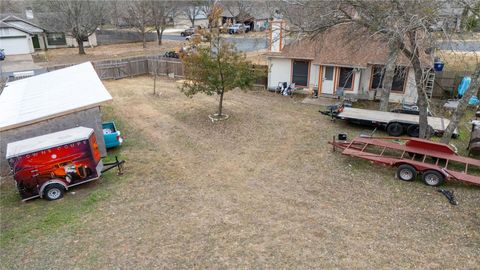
330,136 -> 480,187
322,106 -> 458,137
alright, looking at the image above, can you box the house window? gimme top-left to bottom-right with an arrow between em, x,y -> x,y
46,33 -> 66,45
292,60 -> 309,86
370,65 -> 407,92
392,67 -> 407,92
371,66 -> 384,89
338,67 -> 354,90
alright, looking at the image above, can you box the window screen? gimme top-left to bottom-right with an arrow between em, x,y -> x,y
292,60 -> 309,86
392,67 -> 407,92
47,33 -> 66,46
338,67 -> 354,89
370,65 -> 407,92
324,66 -> 334,80
371,66 -> 384,89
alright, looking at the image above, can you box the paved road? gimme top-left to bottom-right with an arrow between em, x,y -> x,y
163,34 -> 268,52
437,40 -> 480,52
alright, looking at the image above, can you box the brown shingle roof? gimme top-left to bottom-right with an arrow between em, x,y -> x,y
267,24 -> 433,68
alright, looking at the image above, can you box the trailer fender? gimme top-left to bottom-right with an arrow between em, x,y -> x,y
39,179 -> 68,198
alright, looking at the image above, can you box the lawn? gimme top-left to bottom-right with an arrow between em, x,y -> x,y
1,76 -> 479,269
33,40 -> 184,67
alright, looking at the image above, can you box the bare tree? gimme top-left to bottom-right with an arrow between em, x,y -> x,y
284,0 -> 452,138
43,0 -> 105,55
182,0 -> 203,27
151,0 -> 176,46
441,64 -> 480,142
125,0 -> 151,48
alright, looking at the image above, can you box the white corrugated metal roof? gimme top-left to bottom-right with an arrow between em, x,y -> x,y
6,126 -> 94,159
0,62 -> 112,131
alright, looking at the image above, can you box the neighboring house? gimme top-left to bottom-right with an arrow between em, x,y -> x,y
0,14 -> 97,55
220,5 -> 271,31
0,62 -> 112,175
0,19 -> 44,55
266,23 -> 434,104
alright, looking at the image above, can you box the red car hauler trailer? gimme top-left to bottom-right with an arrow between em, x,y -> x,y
6,127 -> 104,201
330,135 -> 480,186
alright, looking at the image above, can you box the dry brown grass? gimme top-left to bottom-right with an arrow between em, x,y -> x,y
34,40 -> 184,67
1,76 -> 479,269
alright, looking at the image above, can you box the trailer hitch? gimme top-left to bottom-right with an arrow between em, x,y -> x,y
101,156 -> 125,175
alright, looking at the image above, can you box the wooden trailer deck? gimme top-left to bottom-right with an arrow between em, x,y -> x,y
337,107 -> 452,133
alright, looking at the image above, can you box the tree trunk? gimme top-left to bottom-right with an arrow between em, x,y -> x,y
411,60 -> 430,138
441,64 -> 480,143
157,28 -> 164,45
142,30 -> 146,48
379,43 -> 398,111
77,37 -> 86,55
218,89 -> 224,116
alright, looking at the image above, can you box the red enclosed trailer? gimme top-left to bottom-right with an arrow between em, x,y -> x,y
6,127 -> 103,201
330,136 -> 480,186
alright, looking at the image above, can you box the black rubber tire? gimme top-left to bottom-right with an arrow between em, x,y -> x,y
422,170 -> 445,187
386,122 -> 404,137
396,164 -> 417,181
406,124 -> 420,137
180,32 -> 185,37
43,183 -> 65,201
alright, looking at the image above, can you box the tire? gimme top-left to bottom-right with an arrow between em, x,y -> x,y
406,124 -> 420,137
386,122 -> 404,137
181,32 -> 185,37
43,183 -> 65,201
422,170 -> 445,186
396,164 -> 417,181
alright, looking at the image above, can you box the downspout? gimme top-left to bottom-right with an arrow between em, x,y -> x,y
42,32 -> 48,51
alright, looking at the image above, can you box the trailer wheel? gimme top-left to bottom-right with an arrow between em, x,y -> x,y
422,170 -> 445,186
386,122 -> 404,136
397,164 -> 417,181
43,184 -> 65,201
406,125 -> 420,137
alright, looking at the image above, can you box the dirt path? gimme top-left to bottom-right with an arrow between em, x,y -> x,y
1,76 -> 479,269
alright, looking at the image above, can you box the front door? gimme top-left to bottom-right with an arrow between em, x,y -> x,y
321,66 -> 335,94
32,35 -> 40,49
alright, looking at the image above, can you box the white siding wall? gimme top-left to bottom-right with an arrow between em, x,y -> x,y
268,58 -> 291,90
352,69 -> 361,94
390,69 -> 418,104
310,64 -> 319,90
66,33 -> 98,47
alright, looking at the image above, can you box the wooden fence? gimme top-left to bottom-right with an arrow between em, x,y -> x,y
45,56 -> 268,88
46,55 -> 184,80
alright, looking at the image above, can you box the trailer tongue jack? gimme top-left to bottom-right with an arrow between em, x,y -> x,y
101,156 -> 125,175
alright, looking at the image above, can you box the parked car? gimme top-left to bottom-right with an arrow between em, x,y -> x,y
102,121 -> 123,149
0,49 -> 5,61
181,27 -> 195,37
228,23 -> 250,34
185,33 -> 207,42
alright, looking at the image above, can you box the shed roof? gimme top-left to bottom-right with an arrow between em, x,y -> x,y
0,62 -> 112,131
6,126 -> 94,159
266,23 -> 433,68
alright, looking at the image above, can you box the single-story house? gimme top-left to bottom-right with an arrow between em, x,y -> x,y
266,23 -> 434,104
220,5 -> 271,31
0,62 -> 112,175
0,15 -> 97,55
0,19 -> 43,55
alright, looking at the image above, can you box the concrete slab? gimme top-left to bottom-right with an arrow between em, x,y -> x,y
0,54 -> 41,73
302,96 -> 339,106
